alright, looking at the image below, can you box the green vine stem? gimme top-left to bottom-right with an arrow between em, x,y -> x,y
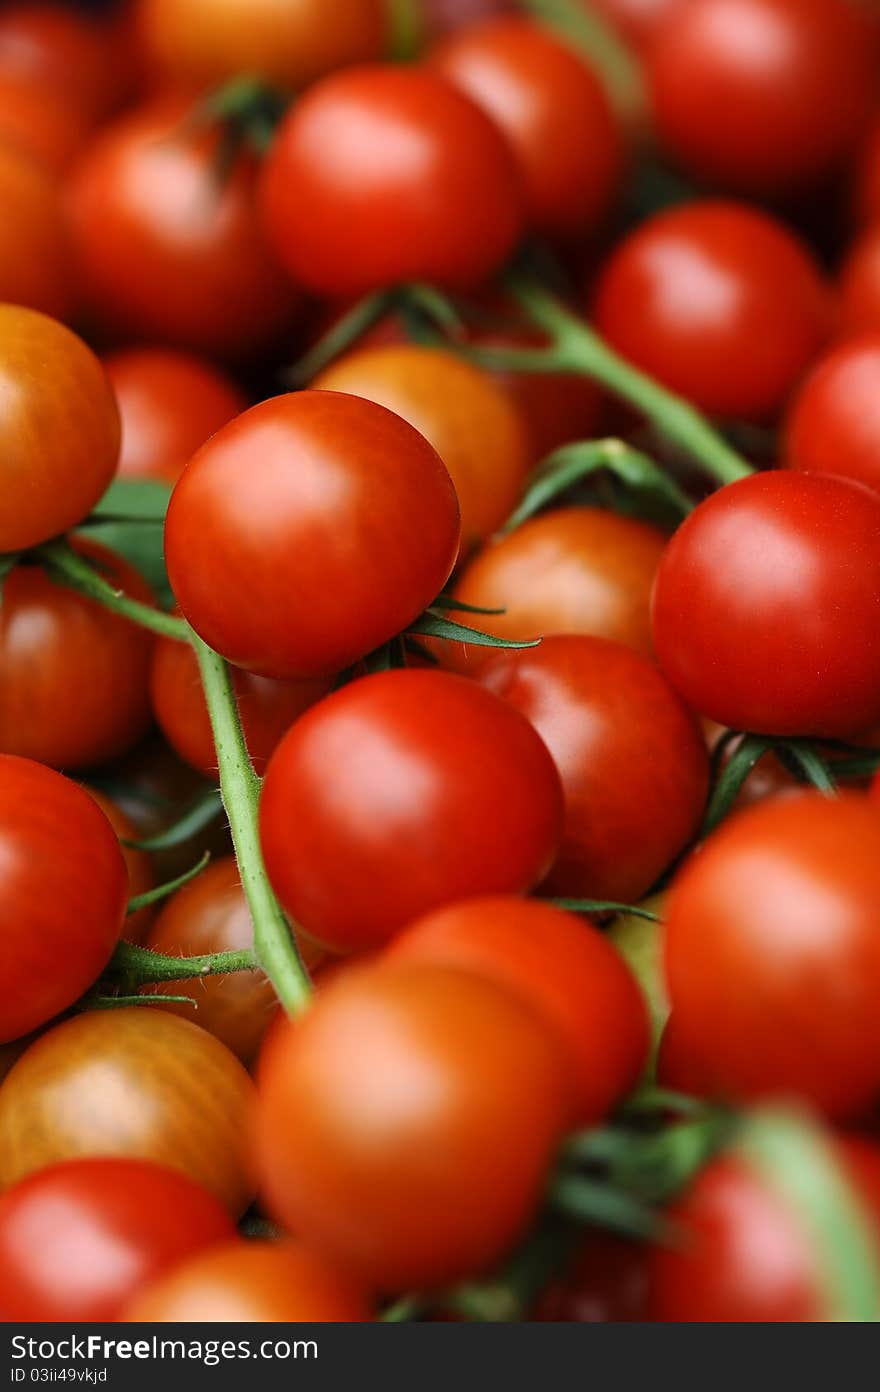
126,852 -> 211,916
111,940 -> 258,985
37,539 -> 188,641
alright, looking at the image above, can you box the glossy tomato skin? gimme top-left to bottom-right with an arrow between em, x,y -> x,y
386,897 -> 648,1124
164,391 -> 460,680
0,305 -> 119,550
0,757 -> 128,1044
84,788 -> 156,947
150,637 -> 331,778
646,0 -> 876,195
649,1140 -> 880,1320
67,97 -> 299,361
0,139 -> 72,319
0,1158 -> 234,1322
0,1008 -> 256,1213
430,18 -> 623,241
438,506 -> 667,673
259,668 -> 564,951
313,345 -> 530,551
0,3 -> 130,124
0,542 -> 154,770
103,348 -> 246,484
535,1232 -> 650,1321
592,201 -> 831,420
478,635 -> 709,903
652,471 -> 880,737
256,962 -> 569,1290
783,336 -> 880,494
259,65 -> 524,297
124,1239 -> 373,1322
664,792 -> 880,1118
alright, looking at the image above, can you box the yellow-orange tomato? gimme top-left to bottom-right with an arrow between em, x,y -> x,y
84,788 -> 156,946
0,141 -> 72,319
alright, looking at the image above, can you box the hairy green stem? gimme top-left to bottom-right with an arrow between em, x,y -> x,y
38,539 -> 188,640
111,941 -> 259,984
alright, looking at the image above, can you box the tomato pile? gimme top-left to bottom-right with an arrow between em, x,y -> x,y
3,0 -> 880,1327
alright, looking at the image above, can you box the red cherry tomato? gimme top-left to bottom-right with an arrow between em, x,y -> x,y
838,227 -> 880,341
84,788 -> 156,947
478,635 -> 709,903
589,0 -> 682,50
645,0 -> 876,194
259,668 -> 563,951
0,139 -> 72,319
103,348 -> 246,484
258,65 -> 524,297
0,755 -> 128,1043
430,17 -> 623,241
164,391 -> 460,680
783,335 -> 880,494
651,471 -> 880,737
256,961 -> 569,1289
67,97 -> 299,361
535,1231 -> 650,1321
592,201 -> 831,420
386,896 -> 648,1124
0,1157 -> 234,1321
664,791 -> 880,1118
0,3 -> 130,124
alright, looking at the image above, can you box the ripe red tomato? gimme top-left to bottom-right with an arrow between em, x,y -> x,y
313,345 -> 530,552
0,138 -> 72,319
0,1008 -> 257,1213
386,896 -> 648,1124
649,1140 -> 880,1320
84,788 -> 156,947
589,0 -> 682,50
430,18 -> 623,241
0,73 -> 90,172
0,1157 -> 234,1321
256,961 -> 569,1289
0,756 -> 127,1044
258,65 -> 524,297
0,304 -> 118,551
0,542 -> 154,770
664,792 -> 880,1117
651,471 -> 880,737
0,3 -> 130,124
124,1238 -> 374,1322
534,1232 -> 650,1321
103,348 -> 246,484
783,335 -> 880,494
260,668 -> 563,951
150,636 -> 331,778
645,0 -> 876,194
67,97 -> 299,361
164,391 -> 460,679
592,201 -> 831,420
838,227 -> 880,341
478,635 -> 709,903
438,506 -> 668,673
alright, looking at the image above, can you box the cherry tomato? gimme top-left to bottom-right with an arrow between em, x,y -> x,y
534,1232 -> 650,1321
783,335 -> 880,493
664,791 -> 880,1117
103,348 -> 246,484
0,304 -> 119,551
479,635 -> 709,903
438,506 -> 668,674
256,961 -> 569,1289
0,756 -> 127,1044
258,65 -> 524,297
0,139 -> 72,319
164,391 -> 460,680
649,1139 -> 880,1320
652,471 -> 880,737
431,18 -> 623,241
313,345 -> 530,551
838,227 -> 880,341
0,1157 -> 234,1321
259,668 -> 564,951
0,3 -> 130,124
387,896 -> 648,1124
84,788 -> 156,947
150,635 -> 331,778
67,97 -> 299,361
592,201 -> 831,421
0,1007 -> 256,1213
589,0 -> 682,50
0,74 -> 90,172
645,0 -> 876,194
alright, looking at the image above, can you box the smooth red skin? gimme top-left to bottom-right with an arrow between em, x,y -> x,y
67,97 -> 299,361
783,336 -> 880,494
592,201 -> 831,421
589,0 -> 682,49
0,139 -> 72,320
0,1158 -> 234,1322
259,65 -> 525,298
535,1232 -> 650,1321
164,391 -> 460,680
0,542 -> 154,770
259,668 -> 564,952
0,74 -> 91,172
150,636 -> 331,777
479,635 -> 709,903
256,962 -> 570,1290
664,792 -> 880,1118
0,3 -> 129,123
430,18 -> 623,241
652,471 -> 880,738
0,755 -> 128,1043
103,348 -> 246,484
386,896 -> 648,1125
838,227 -> 880,342
85,789 -> 156,947
649,1141 -> 880,1321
